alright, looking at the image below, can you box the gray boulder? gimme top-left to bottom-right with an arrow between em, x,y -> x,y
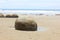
0,13 -> 4,18
6,14 -> 18,18
15,19 -> 37,31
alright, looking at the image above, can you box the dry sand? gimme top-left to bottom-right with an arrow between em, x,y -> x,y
0,15 -> 60,40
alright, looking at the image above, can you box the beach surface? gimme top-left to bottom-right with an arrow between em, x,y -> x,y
0,15 -> 60,40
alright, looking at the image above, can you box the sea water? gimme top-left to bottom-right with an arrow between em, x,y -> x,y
0,10 -> 60,15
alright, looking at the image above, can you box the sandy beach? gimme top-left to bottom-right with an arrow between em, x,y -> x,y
0,15 -> 60,40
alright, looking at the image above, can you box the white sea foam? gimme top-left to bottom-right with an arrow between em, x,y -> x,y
0,10 -> 60,15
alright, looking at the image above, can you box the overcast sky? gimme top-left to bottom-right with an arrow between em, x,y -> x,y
0,0 -> 60,9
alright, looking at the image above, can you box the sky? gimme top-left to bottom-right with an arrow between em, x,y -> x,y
0,0 -> 60,9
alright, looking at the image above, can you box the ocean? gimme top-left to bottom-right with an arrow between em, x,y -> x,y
0,10 -> 60,15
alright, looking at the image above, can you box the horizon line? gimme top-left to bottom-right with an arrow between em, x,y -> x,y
0,9 -> 60,11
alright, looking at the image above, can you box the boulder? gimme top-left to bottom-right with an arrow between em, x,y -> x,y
5,14 -> 12,18
15,19 -> 37,31
12,14 -> 18,18
6,14 -> 18,18
0,13 -> 4,18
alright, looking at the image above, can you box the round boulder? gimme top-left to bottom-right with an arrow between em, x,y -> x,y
5,14 -> 12,18
6,14 -> 18,18
15,19 -> 37,31
12,14 -> 18,18
0,13 -> 4,18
